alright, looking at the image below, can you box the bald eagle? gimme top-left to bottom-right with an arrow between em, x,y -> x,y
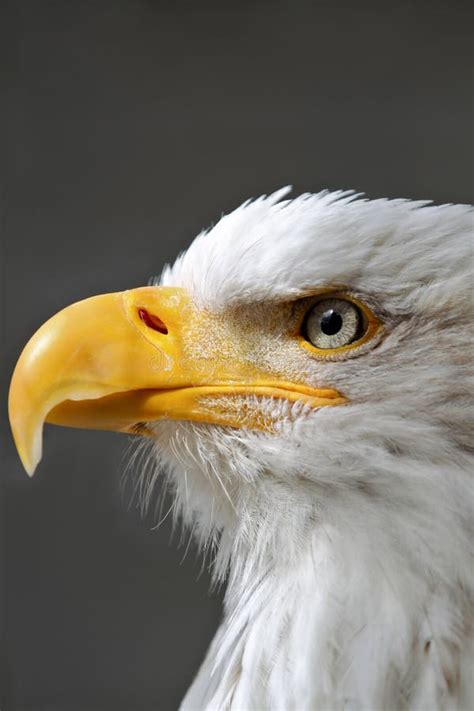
9,188 -> 474,710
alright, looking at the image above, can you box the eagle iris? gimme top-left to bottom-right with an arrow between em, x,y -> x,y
304,298 -> 362,349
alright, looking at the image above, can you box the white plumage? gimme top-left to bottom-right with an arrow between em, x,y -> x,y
144,188 -> 473,709
9,187 -> 473,710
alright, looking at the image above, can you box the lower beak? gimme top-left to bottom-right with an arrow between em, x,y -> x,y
8,286 -> 345,476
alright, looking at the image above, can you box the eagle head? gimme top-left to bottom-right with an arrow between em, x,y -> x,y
9,188 -> 473,709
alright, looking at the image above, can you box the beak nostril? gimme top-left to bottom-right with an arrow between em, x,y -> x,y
138,308 -> 168,334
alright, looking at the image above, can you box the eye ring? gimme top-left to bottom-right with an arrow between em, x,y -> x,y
298,293 -> 381,358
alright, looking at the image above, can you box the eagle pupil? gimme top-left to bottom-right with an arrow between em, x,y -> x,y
320,309 -> 343,336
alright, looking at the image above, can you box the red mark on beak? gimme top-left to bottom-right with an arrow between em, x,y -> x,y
138,308 -> 168,334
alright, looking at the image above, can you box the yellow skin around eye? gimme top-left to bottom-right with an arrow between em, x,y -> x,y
295,293 -> 383,359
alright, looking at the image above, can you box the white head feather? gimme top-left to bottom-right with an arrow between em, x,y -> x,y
140,188 -> 473,710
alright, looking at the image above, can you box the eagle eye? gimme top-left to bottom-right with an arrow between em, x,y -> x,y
301,296 -> 378,353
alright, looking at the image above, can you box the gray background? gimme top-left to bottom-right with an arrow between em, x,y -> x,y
1,0 -> 472,709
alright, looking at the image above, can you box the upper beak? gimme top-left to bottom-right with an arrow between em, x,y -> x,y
9,286 -> 345,476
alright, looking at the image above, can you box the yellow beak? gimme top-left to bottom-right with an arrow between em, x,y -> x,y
8,286 -> 345,476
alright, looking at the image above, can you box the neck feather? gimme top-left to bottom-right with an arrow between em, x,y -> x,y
181,469 -> 473,710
